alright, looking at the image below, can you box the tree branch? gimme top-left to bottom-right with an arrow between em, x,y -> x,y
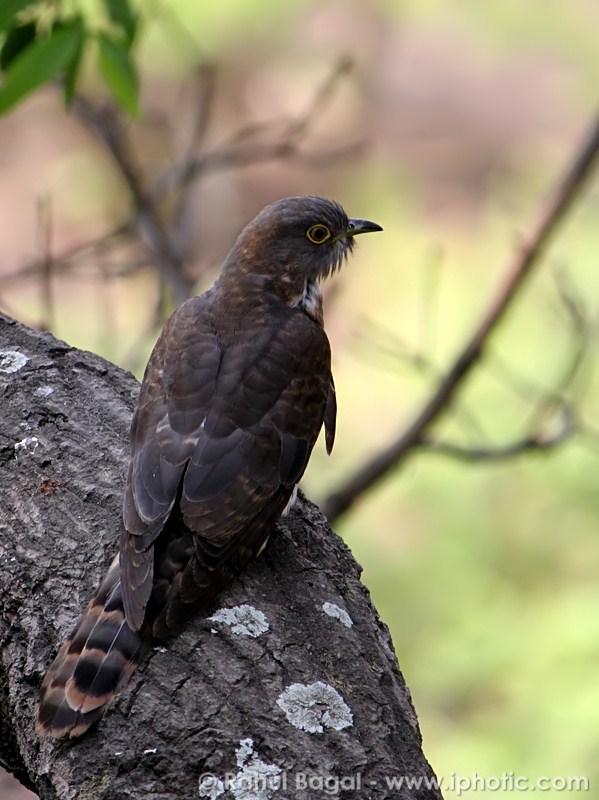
154,59 -> 362,191
71,96 -> 194,303
323,110 -> 599,523
418,402 -> 576,462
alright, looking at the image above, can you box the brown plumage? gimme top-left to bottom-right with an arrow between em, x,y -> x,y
36,196 -> 381,738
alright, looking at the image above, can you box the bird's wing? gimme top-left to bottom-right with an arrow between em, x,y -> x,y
120,295 -> 219,627
120,294 -> 333,629
324,375 -> 336,455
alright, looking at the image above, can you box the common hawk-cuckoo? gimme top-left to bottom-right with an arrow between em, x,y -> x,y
36,195 -> 382,738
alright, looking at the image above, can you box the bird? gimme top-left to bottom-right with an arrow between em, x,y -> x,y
35,195 -> 382,738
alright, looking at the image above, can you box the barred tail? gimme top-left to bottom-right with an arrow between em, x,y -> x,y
36,556 -> 149,739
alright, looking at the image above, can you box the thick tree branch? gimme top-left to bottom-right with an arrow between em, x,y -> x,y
0,313 -> 442,800
324,111 -> 599,523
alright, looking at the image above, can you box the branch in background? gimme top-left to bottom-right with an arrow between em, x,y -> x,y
170,63 -> 218,261
323,111 -> 599,523
37,196 -> 54,332
353,270 -> 589,468
0,223 -> 130,286
419,402 -> 575,462
71,95 -> 194,303
153,59 -> 360,191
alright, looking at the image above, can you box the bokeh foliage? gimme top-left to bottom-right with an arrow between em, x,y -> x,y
0,0 -> 138,113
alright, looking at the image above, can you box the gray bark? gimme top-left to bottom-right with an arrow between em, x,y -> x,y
0,312 -> 442,800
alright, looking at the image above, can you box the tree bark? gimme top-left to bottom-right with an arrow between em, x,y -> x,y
0,312 -> 442,800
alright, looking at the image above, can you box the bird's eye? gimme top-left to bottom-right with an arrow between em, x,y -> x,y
306,224 -> 332,244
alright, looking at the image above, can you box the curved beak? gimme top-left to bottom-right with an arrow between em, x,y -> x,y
346,217 -> 383,236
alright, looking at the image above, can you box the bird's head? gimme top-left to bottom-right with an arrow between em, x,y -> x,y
221,196 -> 382,307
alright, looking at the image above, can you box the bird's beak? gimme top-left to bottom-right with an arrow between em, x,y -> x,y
346,218 -> 383,236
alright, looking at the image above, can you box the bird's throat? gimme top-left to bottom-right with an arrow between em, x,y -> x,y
294,280 -> 324,324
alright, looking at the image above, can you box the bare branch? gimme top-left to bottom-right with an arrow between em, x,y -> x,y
180,63 -> 218,159
155,59 -> 358,189
418,405 -> 576,462
323,110 -> 599,523
550,268 -> 593,396
171,63 -> 218,257
0,224 -> 130,286
285,56 -> 354,139
37,196 -> 55,332
71,96 -> 194,302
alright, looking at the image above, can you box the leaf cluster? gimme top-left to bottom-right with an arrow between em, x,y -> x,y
0,0 -> 139,115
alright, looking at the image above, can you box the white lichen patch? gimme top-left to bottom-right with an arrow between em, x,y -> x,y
322,602 -> 353,628
235,738 -> 255,768
198,775 -> 225,798
35,385 -> 54,397
276,682 -> 353,734
231,738 -> 282,799
0,350 -> 28,373
198,739 -> 282,800
209,604 -> 269,637
14,436 -> 39,455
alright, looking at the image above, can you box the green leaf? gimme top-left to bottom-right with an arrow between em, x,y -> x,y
59,17 -> 86,107
0,0 -> 37,31
0,22 -> 36,70
97,32 -> 139,116
0,25 -> 82,115
103,0 -> 138,47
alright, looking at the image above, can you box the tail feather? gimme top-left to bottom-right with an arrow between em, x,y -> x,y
36,557 -> 149,739
36,493 -> 291,737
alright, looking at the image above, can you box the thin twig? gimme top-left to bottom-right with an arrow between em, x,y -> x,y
323,111 -> 599,523
418,403 -> 575,462
37,196 -> 54,332
0,223 -> 130,285
158,59 -> 356,188
180,63 -> 217,161
71,97 -> 193,302
170,64 -> 218,256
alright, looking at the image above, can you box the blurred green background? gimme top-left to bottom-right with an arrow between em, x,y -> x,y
1,1 -> 598,798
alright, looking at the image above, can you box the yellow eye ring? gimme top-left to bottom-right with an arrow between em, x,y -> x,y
306,224 -> 332,244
